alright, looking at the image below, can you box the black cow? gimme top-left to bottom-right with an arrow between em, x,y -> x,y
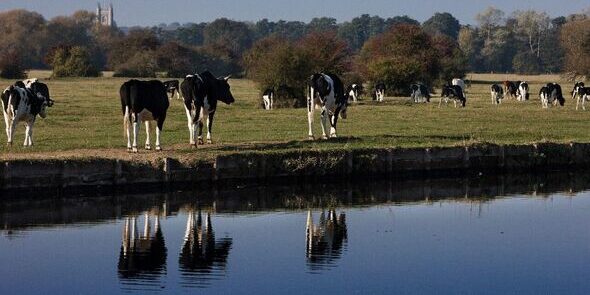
1,80 -> 53,146
307,73 -> 348,140
373,82 -> 385,102
120,80 -> 169,152
504,81 -> 518,99
539,83 -> 565,108
440,84 -> 466,108
491,84 -> 504,105
262,88 -> 274,110
180,71 -> 235,146
410,84 -> 430,103
162,80 -> 180,100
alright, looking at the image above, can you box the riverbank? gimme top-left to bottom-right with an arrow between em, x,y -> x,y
2,142 -> 589,193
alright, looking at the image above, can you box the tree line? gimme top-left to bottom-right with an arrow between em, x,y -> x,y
0,7 -> 588,99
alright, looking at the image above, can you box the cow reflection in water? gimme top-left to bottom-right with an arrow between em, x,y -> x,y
179,210 -> 232,288
306,210 -> 348,272
118,213 -> 167,287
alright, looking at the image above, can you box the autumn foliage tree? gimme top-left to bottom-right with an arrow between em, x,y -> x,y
244,32 -> 351,108
560,18 -> 590,78
358,24 -> 441,95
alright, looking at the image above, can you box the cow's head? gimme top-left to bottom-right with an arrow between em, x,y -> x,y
38,94 -> 50,118
311,74 -> 331,98
216,75 -> 235,105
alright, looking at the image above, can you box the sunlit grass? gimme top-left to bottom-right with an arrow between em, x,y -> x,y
0,71 -> 587,160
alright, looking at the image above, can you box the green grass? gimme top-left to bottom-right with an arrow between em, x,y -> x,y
0,71 -> 588,160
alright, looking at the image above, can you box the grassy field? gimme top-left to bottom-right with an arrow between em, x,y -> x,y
0,71 -> 588,161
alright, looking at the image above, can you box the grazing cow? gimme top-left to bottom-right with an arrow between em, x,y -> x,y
262,88 -> 274,110
180,71 -> 235,146
517,81 -> 529,101
503,81 -> 518,99
347,84 -> 363,102
410,83 -> 430,103
307,73 -> 348,140
539,83 -> 565,108
440,84 -> 466,108
452,78 -> 466,98
373,82 -> 385,102
1,80 -> 53,146
490,84 -> 504,105
120,80 -> 169,152
162,80 -> 180,100
573,82 -> 590,110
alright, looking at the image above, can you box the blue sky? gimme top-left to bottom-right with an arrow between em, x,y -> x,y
1,0 -> 588,26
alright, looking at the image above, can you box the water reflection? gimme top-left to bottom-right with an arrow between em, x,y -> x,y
118,213 -> 167,291
306,210 -> 347,273
178,209 -> 232,288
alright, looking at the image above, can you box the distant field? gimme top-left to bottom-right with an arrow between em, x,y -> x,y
0,70 -> 588,161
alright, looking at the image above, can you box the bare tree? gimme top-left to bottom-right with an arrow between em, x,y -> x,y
513,10 -> 551,57
475,7 -> 505,41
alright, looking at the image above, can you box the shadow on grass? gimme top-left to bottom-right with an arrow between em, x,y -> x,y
199,134 -> 472,154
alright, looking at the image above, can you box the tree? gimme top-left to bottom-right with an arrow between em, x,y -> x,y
156,42 -> 196,77
358,24 -> 440,95
308,17 -> 338,33
0,10 -> 47,68
338,15 -> 387,51
51,46 -> 100,77
0,49 -> 26,79
107,28 -> 160,69
560,18 -> 590,77
298,31 -> 351,75
432,35 -> 467,82
512,51 -> 543,74
476,7 -> 505,41
422,12 -> 461,39
243,36 -> 310,107
513,10 -> 551,58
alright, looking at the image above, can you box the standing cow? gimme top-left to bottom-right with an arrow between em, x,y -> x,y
262,88 -> 274,110
1,80 -> 53,146
410,84 -> 430,103
573,82 -> 590,110
491,84 -> 504,105
503,81 -> 518,99
373,82 -> 385,102
347,84 -> 363,102
307,73 -> 348,140
180,71 -> 235,146
517,81 -> 529,101
440,84 -> 466,108
539,83 -> 565,108
120,80 -> 169,152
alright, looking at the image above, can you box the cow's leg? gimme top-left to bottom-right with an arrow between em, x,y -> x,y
454,99 -> 457,108
23,122 -> 31,146
197,119 -> 204,145
4,114 -> 11,145
124,107 -> 132,151
206,112 -> 214,144
184,106 -> 197,146
582,95 -> 586,111
155,124 -> 162,151
144,121 -> 151,150
307,91 -> 315,140
132,114 -> 140,153
320,109 -> 328,140
8,118 -> 17,146
329,112 -> 339,138
439,96 -> 443,108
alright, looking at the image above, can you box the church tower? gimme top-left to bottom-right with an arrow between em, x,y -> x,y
96,3 -> 114,27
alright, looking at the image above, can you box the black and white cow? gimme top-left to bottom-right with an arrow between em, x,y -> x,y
347,84 -> 363,102
162,80 -> 180,100
373,82 -> 385,102
262,88 -> 274,110
539,83 -> 565,108
452,78 -> 466,99
1,80 -> 53,146
307,73 -> 348,140
517,81 -> 529,101
490,84 -> 504,105
440,84 -> 466,108
410,84 -> 430,103
120,80 -> 169,152
573,82 -> 590,110
180,71 -> 235,146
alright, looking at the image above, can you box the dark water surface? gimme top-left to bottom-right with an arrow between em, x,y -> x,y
2,174 -> 590,294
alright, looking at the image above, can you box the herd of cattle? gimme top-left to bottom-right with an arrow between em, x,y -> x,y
1,72 -> 589,151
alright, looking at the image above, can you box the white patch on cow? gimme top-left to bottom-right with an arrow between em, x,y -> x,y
375,89 -> 385,102
540,92 -> 549,109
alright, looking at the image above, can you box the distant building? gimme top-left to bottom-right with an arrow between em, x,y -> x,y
96,3 -> 114,27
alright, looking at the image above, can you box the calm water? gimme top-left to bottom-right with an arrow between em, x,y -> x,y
2,174 -> 590,294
